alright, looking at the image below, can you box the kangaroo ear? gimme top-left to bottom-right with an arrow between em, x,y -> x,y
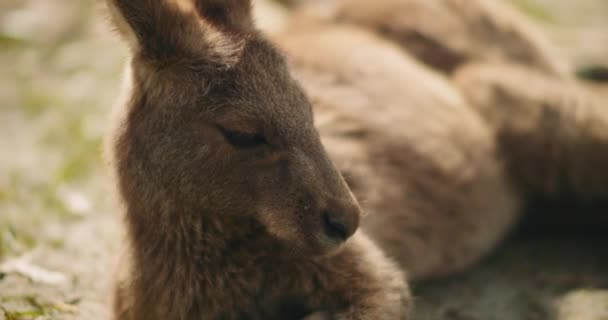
106,0 -> 209,60
106,0 -> 253,64
194,0 -> 254,34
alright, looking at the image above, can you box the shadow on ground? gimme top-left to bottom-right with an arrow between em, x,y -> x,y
414,229 -> 608,320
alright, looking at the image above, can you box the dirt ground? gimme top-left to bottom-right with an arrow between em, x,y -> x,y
0,1 -> 607,319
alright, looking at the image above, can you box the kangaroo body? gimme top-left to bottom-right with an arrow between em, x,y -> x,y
275,25 -> 518,279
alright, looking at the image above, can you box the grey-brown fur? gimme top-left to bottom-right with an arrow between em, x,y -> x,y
293,0 -> 564,75
455,62 -> 608,200
274,24 -> 519,279
106,0 -> 409,319
282,0 -> 608,280
319,0 -> 608,218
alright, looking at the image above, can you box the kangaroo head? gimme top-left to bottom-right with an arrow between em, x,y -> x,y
108,0 -> 360,255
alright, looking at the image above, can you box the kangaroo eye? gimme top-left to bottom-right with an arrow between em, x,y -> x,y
219,127 -> 267,149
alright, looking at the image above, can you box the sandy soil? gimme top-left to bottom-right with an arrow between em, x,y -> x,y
0,0 -> 606,319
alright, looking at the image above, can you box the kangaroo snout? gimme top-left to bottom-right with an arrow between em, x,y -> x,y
303,149 -> 362,251
321,199 -> 360,242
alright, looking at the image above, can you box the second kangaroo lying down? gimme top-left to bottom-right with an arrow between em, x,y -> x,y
106,0 -> 607,319
288,0 -> 608,279
275,24 -> 519,280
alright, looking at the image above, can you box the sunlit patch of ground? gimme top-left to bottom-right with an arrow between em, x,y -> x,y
0,0 -> 606,319
0,1 -> 124,318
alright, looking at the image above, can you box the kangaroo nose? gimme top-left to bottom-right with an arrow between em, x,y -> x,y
321,202 -> 360,241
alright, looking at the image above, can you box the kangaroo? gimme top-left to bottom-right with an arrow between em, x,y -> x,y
320,0 -> 608,222
283,0 -> 608,280
105,0 -> 409,319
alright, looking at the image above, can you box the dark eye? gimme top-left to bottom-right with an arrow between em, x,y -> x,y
219,127 -> 267,149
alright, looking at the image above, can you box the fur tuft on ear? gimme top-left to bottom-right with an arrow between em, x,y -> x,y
194,0 -> 254,34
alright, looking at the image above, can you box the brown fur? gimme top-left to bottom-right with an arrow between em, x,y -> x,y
105,0 -> 409,319
278,0 -> 608,281
274,23 -> 519,280
291,0 -> 565,75
455,62 -> 608,199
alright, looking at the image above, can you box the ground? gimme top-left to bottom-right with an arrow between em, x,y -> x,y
0,1 -> 607,319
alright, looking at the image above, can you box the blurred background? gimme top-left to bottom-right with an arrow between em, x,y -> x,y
0,0 -> 607,319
